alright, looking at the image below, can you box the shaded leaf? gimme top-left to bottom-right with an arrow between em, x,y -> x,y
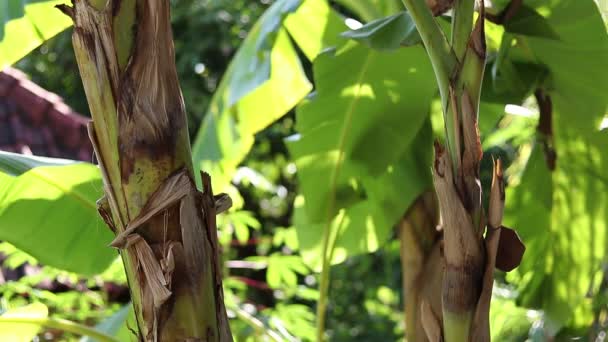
284,0 -> 347,60
504,6 -> 560,40
341,12 -> 421,50
505,0 -> 608,131
333,0 -> 403,22
490,296 -> 536,341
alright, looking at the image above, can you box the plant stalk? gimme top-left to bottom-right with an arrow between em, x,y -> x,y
400,0 -> 493,341
59,0 -> 232,340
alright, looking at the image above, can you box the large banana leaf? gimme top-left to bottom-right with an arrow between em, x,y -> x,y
191,0 -> 307,191
191,0 -> 348,192
0,152 -> 115,275
288,39 -> 436,269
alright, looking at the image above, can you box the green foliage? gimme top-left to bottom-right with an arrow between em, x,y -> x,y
288,38 -> 435,269
0,152 -> 115,275
2,0 -> 608,340
489,0 -> 608,333
505,130 -> 608,333
341,11 -> 421,50
191,0 -> 311,192
490,295 -> 539,340
0,0 -> 71,68
0,302 -> 48,342
80,305 -> 135,342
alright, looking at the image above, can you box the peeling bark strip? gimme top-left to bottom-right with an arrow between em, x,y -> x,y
432,142 -> 484,313
59,0 -> 233,340
398,192 -> 442,341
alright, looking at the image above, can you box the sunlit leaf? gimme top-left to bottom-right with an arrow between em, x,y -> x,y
0,0 -> 72,68
288,39 -> 436,269
0,302 -> 48,342
0,152 -> 115,275
490,296 -> 537,341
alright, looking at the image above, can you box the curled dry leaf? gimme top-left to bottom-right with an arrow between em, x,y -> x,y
496,226 -> 525,272
472,159 -> 504,340
426,0 -> 455,16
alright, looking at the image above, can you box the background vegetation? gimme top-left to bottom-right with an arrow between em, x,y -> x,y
1,0 -> 607,340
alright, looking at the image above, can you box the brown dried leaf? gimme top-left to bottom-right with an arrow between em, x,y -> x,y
468,0 -> 486,58
127,234 -> 171,308
160,241 -> 178,288
472,226 -> 501,341
88,122 -> 124,229
179,190 -> 208,283
111,169 -> 191,248
460,91 -> 483,213
426,0 -> 455,16
214,193 -> 232,214
97,195 -> 117,233
432,142 -> 484,312
496,226 -> 525,272
200,172 -> 233,342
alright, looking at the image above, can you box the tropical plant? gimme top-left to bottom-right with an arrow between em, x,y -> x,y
1,0 -> 607,341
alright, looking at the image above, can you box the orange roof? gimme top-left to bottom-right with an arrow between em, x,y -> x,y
0,67 -> 93,162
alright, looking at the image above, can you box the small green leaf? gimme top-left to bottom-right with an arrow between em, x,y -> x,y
266,254 -> 309,288
227,211 -> 261,244
341,12 -> 421,50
